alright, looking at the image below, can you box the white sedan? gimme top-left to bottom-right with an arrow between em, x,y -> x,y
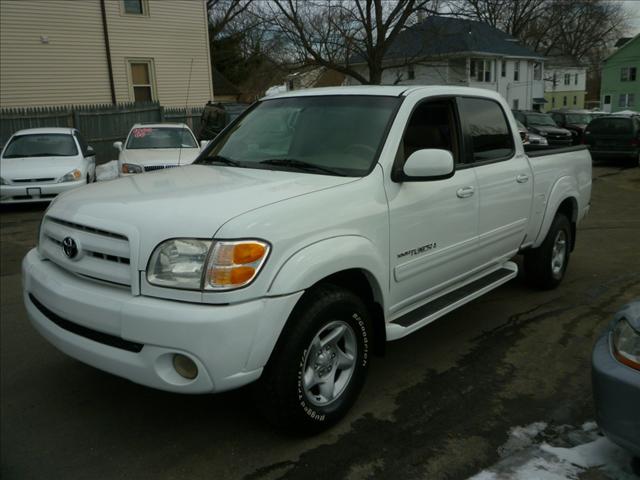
0,127 -> 96,204
114,123 -> 207,175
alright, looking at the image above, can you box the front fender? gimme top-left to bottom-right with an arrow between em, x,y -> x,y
533,175 -> 578,247
268,235 -> 387,303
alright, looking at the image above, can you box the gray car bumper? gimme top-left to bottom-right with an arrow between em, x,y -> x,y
592,333 -> 640,457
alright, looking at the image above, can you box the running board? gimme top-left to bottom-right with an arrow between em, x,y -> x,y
386,262 -> 518,341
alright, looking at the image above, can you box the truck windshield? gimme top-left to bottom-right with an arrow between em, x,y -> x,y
198,95 -> 401,176
2,134 -> 78,158
526,114 -> 557,127
565,114 -> 592,125
126,127 -> 198,149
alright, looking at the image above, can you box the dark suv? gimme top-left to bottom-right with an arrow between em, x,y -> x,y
512,111 -> 573,146
583,115 -> 640,165
550,110 -> 593,145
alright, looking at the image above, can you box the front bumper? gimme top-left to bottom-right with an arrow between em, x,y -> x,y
22,249 -> 303,393
1,179 -> 86,203
591,333 -> 640,456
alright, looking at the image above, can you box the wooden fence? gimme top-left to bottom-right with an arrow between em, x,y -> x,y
0,102 -> 204,164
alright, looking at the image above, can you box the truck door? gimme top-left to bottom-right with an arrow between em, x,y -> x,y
385,97 -> 479,315
457,97 -> 533,267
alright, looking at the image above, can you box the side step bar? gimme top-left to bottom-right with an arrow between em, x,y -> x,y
386,262 -> 518,341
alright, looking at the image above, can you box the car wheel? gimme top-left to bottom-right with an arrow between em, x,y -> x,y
255,284 -> 371,434
524,213 -> 572,290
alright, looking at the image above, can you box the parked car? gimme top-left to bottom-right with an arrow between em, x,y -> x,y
549,110 -> 594,145
114,123 -> 207,175
516,120 -> 548,147
23,86 -> 592,433
582,115 -> 640,166
512,111 -> 573,146
0,127 -> 96,204
592,301 -> 640,459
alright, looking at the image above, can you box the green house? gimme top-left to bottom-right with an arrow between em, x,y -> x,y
601,35 -> 640,113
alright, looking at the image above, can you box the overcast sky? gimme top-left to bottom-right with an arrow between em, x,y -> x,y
621,0 -> 640,35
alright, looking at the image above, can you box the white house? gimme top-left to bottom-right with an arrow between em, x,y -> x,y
345,16 -> 546,111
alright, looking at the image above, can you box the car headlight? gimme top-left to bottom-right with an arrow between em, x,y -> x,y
611,318 -> 640,371
146,238 -> 270,291
538,130 -> 548,136
122,163 -> 143,174
58,169 -> 82,183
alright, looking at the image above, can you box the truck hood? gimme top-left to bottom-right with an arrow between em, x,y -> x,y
121,148 -> 201,166
46,165 -> 356,267
1,156 -> 81,181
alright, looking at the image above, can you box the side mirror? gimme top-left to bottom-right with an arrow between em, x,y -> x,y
86,145 -> 95,157
113,141 -> 123,152
398,149 -> 455,181
200,140 -> 209,149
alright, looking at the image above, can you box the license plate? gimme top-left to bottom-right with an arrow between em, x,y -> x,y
26,187 -> 41,197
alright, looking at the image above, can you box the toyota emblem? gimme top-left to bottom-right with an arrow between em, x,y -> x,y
62,237 -> 79,259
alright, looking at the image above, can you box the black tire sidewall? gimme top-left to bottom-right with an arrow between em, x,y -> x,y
525,213 -> 571,289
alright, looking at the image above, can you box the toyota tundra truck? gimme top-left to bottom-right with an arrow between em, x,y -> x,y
22,86 -> 592,433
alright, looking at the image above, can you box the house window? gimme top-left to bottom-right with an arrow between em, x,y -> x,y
573,95 -> 577,105
619,93 -> 635,107
564,74 -> 570,85
574,73 -> 578,85
621,67 -> 638,81
604,95 -> 611,105
501,60 -> 506,77
533,62 -> 541,81
514,61 -> 520,81
129,60 -> 155,102
551,96 -> 556,107
513,99 -> 519,110
407,65 -> 415,80
123,0 -> 146,15
552,73 -> 557,87
470,59 -> 492,82
563,96 -> 567,106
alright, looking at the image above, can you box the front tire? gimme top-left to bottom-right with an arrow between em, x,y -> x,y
255,284 -> 371,434
524,213 -> 572,290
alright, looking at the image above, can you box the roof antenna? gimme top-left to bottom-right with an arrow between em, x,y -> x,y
178,57 -> 195,167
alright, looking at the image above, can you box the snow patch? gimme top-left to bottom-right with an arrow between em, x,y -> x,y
96,160 -> 119,181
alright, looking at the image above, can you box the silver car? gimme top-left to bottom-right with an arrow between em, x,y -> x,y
592,301 -> 640,458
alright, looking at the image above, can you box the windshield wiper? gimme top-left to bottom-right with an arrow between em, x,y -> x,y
199,155 -> 243,167
259,158 -> 345,176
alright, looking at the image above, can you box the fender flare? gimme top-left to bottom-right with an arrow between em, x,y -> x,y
533,175 -> 579,247
268,235 -> 387,304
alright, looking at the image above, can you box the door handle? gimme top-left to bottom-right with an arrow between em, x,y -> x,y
456,186 -> 475,198
516,174 -> 529,183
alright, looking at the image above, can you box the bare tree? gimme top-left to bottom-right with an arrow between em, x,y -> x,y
270,0 -> 441,85
207,0 -> 254,40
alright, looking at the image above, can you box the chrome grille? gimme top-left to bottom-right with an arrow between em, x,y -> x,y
144,164 -> 179,172
40,216 -> 132,286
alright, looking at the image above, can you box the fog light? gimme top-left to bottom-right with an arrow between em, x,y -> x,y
173,354 -> 198,379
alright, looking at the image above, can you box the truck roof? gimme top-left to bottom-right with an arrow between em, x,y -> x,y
264,85 -> 506,101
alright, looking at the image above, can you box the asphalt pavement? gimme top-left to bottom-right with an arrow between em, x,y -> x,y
1,161 -> 639,480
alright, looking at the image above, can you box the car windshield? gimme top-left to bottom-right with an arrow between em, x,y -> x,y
526,114 -> 557,127
2,133 -> 78,158
566,114 -> 592,124
197,95 -> 401,176
588,118 -> 633,134
126,127 -> 198,149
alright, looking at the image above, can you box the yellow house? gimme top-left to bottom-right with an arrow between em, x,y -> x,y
543,58 -> 587,112
0,0 -> 213,108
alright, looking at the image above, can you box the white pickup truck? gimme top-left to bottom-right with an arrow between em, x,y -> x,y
22,86 -> 591,433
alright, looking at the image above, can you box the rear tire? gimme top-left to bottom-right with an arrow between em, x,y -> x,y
254,284 -> 371,434
524,213 -> 572,290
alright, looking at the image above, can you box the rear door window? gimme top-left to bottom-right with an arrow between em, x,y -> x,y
588,118 -> 633,135
459,97 -> 514,163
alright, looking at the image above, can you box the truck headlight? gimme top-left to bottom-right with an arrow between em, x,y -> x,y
147,239 -> 212,290
122,163 -> 143,174
611,318 -> 640,371
146,238 -> 270,291
58,169 -> 82,183
205,240 -> 270,290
